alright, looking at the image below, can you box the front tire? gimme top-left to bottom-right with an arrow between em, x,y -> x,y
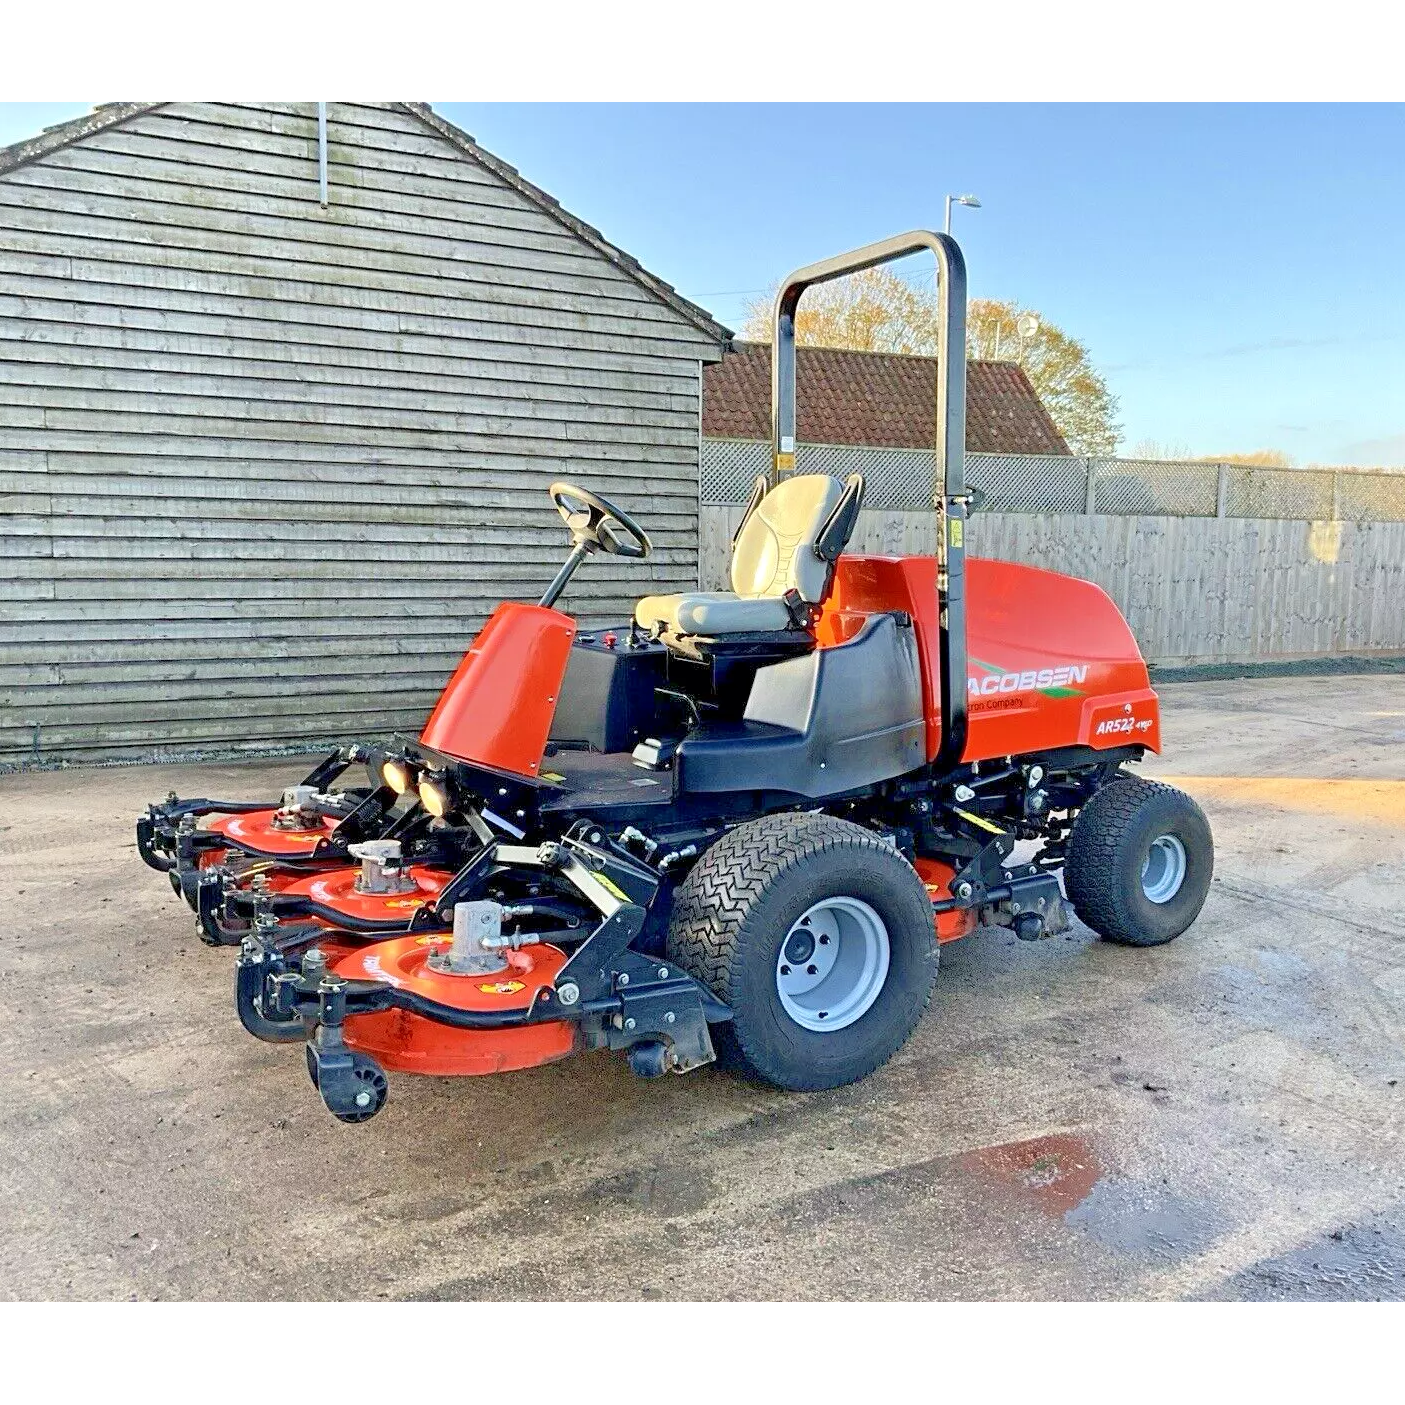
1065,777 -> 1213,946
667,813 -> 938,1091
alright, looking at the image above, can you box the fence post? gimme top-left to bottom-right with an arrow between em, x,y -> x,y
1083,458 -> 1097,515
1216,463 -> 1229,518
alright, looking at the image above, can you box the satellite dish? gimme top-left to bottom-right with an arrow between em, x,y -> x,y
1016,313 -> 1040,341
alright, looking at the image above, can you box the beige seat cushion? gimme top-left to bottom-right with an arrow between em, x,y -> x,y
634,591 -> 793,636
731,474 -> 844,602
633,474 -> 848,639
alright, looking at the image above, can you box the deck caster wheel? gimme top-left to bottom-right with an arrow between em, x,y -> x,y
195,874 -> 244,947
626,1041 -> 671,1078
333,1056 -> 388,1124
177,866 -> 205,912
1013,911 -> 1048,942
308,1043 -> 388,1122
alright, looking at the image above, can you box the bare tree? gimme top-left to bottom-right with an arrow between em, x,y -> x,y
742,275 -> 1122,456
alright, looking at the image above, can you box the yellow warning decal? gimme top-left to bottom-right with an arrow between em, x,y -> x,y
479,980 -> 526,995
775,451 -> 796,474
382,897 -> 425,910
950,518 -> 964,549
952,806 -> 1006,836
540,771 -> 566,783
593,871 -> 630,903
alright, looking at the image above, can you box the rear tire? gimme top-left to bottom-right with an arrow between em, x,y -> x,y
1065,777 -> 1213,946
667,813 -> 938,1091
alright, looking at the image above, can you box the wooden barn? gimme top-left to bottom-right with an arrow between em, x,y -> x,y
0,102 -> 727,764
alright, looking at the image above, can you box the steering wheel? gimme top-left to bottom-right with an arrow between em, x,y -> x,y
549,481 -> 653,560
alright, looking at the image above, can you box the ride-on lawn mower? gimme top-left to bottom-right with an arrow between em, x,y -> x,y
137,230 -> 1213,1123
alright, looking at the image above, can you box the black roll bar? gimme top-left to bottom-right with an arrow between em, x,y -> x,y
770,230 -> 969,771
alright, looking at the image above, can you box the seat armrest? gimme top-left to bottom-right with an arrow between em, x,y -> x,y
813,473 -> 866,563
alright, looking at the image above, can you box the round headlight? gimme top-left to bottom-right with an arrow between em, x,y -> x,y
418,773 -> 452,819
381,758 -> 416,794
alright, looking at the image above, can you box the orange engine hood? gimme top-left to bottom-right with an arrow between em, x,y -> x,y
820,555 -> 1160,764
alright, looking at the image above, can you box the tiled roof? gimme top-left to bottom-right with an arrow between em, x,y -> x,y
702,341 -> 1071,456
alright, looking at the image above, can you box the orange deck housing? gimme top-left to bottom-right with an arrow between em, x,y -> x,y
334,935 -> 577,1075
278,864 -> 450,924
205,809 -> 339,857
914,857 -> 979,943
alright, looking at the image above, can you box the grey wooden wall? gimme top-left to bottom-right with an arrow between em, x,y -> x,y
702,506 -> 1405,666
0,103 -> 721,764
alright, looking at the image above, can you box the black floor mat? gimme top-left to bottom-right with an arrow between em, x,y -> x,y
539,750 -> 674,810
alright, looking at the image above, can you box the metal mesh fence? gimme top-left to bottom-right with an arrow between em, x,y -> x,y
1338,470 -> 1405,523
1223,467 -> 1334,521
970,454 -> 1087,513
700,437 -> 769,503
700,439 -> 1405,521
700,440 -> 1084,511
699,438 -> 941,509
1090,457 -> 1219,516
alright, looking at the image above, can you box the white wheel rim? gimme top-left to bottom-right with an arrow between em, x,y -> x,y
1141,833 -> 1188,904
775,896 -> 890,1032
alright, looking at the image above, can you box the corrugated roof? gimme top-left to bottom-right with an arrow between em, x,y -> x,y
0,102 -> 731,347
702,340 -> 1071,456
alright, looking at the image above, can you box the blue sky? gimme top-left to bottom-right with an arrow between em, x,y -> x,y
4,102 -> 1402,465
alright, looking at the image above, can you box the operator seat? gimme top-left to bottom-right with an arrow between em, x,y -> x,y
635,472 -> 865,640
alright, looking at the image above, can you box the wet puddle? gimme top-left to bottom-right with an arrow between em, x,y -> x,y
960,1133 -> 1103,1218
962,1131 -> 1226,1265
1065,1178 -> 1224,1263
1212,1208 -> 1405,1300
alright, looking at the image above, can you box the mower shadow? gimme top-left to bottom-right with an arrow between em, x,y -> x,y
300,920 -> 1103,1204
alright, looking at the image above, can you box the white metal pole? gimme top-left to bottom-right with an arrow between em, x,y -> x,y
317,102 -> 328,207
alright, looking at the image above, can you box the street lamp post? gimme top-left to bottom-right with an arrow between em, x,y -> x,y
944,194 -> 982,354
944,192 -> 981,235
1014,311 -> 1040,366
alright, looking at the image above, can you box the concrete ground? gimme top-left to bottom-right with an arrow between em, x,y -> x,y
2,675 -> 1403,1301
